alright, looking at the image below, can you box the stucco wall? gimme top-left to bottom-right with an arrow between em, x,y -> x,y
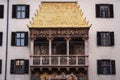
0,0 -> 120,80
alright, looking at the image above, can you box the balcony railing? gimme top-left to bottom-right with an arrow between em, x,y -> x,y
30,55 -> 88,66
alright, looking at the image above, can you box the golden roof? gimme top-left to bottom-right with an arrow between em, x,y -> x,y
28,2 -> 91,28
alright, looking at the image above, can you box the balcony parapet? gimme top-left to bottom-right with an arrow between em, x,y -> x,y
30,55 -> 88,67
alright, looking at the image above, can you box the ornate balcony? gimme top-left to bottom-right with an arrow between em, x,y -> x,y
30,55 -> 88,67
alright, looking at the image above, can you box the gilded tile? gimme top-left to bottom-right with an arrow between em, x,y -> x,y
28,2 -> 91,28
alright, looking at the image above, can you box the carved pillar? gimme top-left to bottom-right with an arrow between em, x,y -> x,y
85,40 -> 88,55
47,37 -> 53,65
82,35 -> 89,67
47,37 -> 53,56
30,37 -> 36,55
65,37 -> 71,66
82,35 -> 89,55
65,37 -> 71,56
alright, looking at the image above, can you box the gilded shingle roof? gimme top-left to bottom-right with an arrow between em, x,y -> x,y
28,2 -> 91,28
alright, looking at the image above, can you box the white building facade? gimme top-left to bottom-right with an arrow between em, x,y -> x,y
0,0 -> 120,80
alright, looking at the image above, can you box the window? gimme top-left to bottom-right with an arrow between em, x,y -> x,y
0,5 -> 4,18
11,32 -> 28,46
97,60 -> 116,75
0,32 -> 3,46
52,38 -> 66,55
96,4 -> 114,18
97,32 -> 114,46
12,5 -> 29,19
10,59 -> 29,74
0,60 -> 2,74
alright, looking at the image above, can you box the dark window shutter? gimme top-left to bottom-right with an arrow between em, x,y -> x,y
97,60 -> 102,74
96,4 -> 100,18
0,5 -> 4,18
0,60 -> 2,74
24,32 -> 28,46
25,5 -> 30,18
10,60 -> 15,74
12,5 -> 17,18
11,32 -> 16,46
110,32 -> 114,46
24,60 -> 29,74
97,32 -> 101,46
109,4 -> 114,18
111,60 -> 116,74
0,32 -> 3,46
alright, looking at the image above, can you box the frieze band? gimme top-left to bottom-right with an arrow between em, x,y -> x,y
30,28 -> 89,39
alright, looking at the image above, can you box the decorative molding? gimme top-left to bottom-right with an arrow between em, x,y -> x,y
30,28 -> 89,39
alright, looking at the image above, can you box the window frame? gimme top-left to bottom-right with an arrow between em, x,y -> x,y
97,32 -> 114,46
96,4 -> 114,18
12,4 -> 30,19
14,59 -> 25,74
99,5 -> 110,18
10,59 -> 29,74
97,60 -> 116,75
16,5 -> 26,19
16,32 -> 25,46
11,32 -> 28,47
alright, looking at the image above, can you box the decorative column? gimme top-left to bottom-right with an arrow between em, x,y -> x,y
82,35 -> 89,65
30,36 -> 36,66
65,37 -> 71,65
82,35 -> 89,55
85,40 -> 89,65
30,37 -> 35,55
65,37 -> 71,56
47,37 -> 53,56
47,37 -> 53,65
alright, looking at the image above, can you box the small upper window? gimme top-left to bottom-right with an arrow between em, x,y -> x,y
16,5 -> 26,19
12,5 -> 30,19
11,32 -> 28,46
97,32 -> 114,46
100,5 -> 109,18
0,5 -> 4,18
96,4 -> 114,18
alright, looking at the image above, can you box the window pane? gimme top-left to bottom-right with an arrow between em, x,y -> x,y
17,12 -> 21,19
21,39 -> 25,46
17,6 -> 21,10
21,6 -> 25,10
16,33 -> 20,38
16,39 -> 20,46
21,12 -> 25,18
20,60 -> 24,65
16,60 -> 20,66
21,33 -> 25,38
